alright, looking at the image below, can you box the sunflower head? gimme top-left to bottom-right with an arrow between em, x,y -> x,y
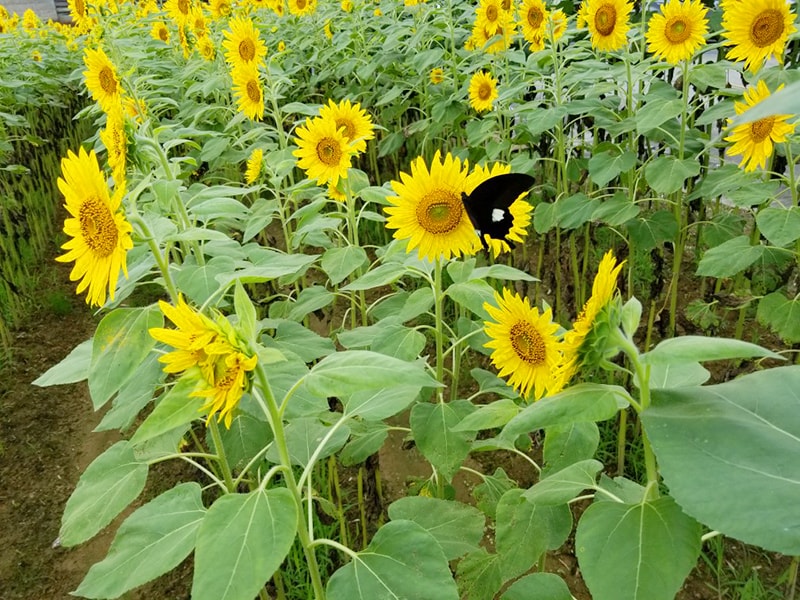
231,63 -> 264,121
83,47 -> 122,113
429,67 -> 445,85
318,98 -> 375,154
645,0 -> 709,64
151,21 -> 170,44
289,0 -> 317,16
468,70 -> 499,113
518,0 -> 548,43
245,148 -> 263,184
222,16 -> 267,69
293,115 -> 356,188
585,0 -> 633,52
722,0 -> 797,72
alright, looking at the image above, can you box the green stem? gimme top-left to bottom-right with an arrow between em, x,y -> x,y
207,418 -> 235,492
433,257 -> 446,401
132,214 -> 179,302
616,408 -> 627,476
787,555 -> 799,600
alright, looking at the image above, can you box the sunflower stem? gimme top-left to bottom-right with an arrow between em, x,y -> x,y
131,213 -> 180,303
207,418 -> 235,492
433,257 -> 446,403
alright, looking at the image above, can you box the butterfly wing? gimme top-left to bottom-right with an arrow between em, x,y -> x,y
462,173 -> 535,248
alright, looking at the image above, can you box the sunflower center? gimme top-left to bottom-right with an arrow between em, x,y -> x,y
527,7 -> 544,29
159,27 -> 168,41
335,118 -> 356,140
297,0 -> 307,8
177,0 -> 189,15
238,38 -> 255,62
594,4 -> 617,36
79,196 -> 119,257
246,79 -> 261,103
316,137 -> 343,166
501,0 -> 510,10
510,321 -> 546,365
751,117 -> 775,142
75,0 -> 85,16
665,16 -> 690,43
486,5 -> 498,21
478,82 -> 493,101
98,67 -> 118,96
416,189 -> 462,234
750,9 -> 783,47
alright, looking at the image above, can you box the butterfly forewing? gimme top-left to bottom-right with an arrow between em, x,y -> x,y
462,173 -> 535,247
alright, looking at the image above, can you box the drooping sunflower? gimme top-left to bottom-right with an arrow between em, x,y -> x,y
722,0 -> 797,72
222,16 -> 267,69
192,350 -> 258,428
293,115 -> 355,188
245,148 -> 263,183
464,162 -> 533,257
164,0 -> 192,24
83,47 -> 123,114
231,63 -> 264,120
99,104 -> 127,184
518,0 -> 548,44
429,67 -> 444,85
318,98 -> 375,154
288,0 -> 317,16
209,0 -> 232,19
558,250 -> 624,386
585,0 -> 633,52
725,80 -> 797,172
484,289 -> 562,401
469,70 -> 499,113
150,21 -> 170,43
384,150 -> 478,262
476,0 -> 506,36
55,147 -> 133,307
646,0 -> 708,64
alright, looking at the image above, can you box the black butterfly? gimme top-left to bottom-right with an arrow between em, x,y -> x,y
461,173 -> 535,249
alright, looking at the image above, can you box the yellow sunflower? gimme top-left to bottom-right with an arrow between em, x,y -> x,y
231,63 -> 265,120
99,104 -> 127,184
196,34 -> 216,61
222,16 -> 267,69
484,289 -> 562,401
55,147 -> 133,307
576,1 -> 589,29
328,181 -> 347,202
429,67 -> 444,84
245,148 -> 263,183
464,162 -> 533,257
165,0 -> 193,24
318,98 -> 375,154
476,0 -> 506,36
188,4 -> 207,37
469,70 -> 499,113
83,47 -> 123,114
585,0 -> 633,52
289,0 -> 317,16
341,0 -> 353,11
548,8 -> 567,42
68,0 -> 90,27
725,80 -> 797,172
518,0 -> 548,44
558,250 -> 624,386
384,150 -> 478,262
722,0 -> 797,72
192,350 -> 258,428
209,0 -> 232,19
293,116 -> 355,187
150,21 -> 170,43
646,0 -> 708,64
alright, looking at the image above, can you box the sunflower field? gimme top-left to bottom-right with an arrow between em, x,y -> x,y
2,0 -> 800,598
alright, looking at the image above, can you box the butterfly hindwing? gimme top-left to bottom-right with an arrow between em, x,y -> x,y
462,173 -> 535,248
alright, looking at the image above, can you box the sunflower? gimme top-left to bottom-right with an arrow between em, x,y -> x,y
99,104 -> 127,184
518,0 -> 548,44
722,0 -> 797,72
231,63 -> 264,120
318,98 -> 375,154
725,80 -> 797,172
341,0 -> 353,11
646,0 -> 708,64
429,67 -> 444,84
293,116 -> 355,187
328,182 -> 347,202
464,162 -> 533,257
164,0 -> 192,24
476,0 -> 506,36
209,0 -> 232,19
151,21 -> 170,43
384,150 -> 478,262
196,34 -> 215,60
189,4 -> 207,37
68,0 -> 90,27
222,16 -> 267,69
548,8 -> 567,42
585,0 -> 633,52
469,11 -> 517,53
559,250 -> 624,385
245,148 -> 263,183
289,0 -> 317,16
192,350 -> 258,428
469,70 -> 499,113
484,289 -> 562,401
83,47 -> 123,114
55,147 -> 133,307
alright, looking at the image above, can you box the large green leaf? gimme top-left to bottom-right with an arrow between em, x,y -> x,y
192,488 -> 298,600
327,520 -> 458,600
696,236 -> 764,278
265,416 -> 350,467
642,366 -> 800,554
130,376 -> 203,446
456,549 -> 503,600
500,573 -> 573,600
94,352 -> 164,432
89,307 -> 162,410
641,335 -> 782,365
496,489 -> 552,580
756,206 -> 800,247
452,398 -> 519,432
588,148 -> 636,187
74,483 -> 206,599
524,460 -> 603,505
576,497 -> 701,600
543,421 -> 600,475
644,156 -> 701,195
411,400 -> 474,482
321,245 -> 368,285
304,350 -> 440,397
625,210 -> 678,250
387,497 -> 484,560
757,291 -> 800,343
343,385 -> 420,420
32,339 -> 92,386
340,262 -> 405,291
217,413 -> 273,470
446,279 -> 496,320
60,441 -> 149,547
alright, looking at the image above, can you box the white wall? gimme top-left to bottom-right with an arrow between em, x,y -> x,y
2,0 -> 59,21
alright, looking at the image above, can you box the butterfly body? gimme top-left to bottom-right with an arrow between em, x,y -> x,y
461,173 -> 535,249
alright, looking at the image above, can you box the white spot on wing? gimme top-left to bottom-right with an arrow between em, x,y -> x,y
491,208 -> 505,222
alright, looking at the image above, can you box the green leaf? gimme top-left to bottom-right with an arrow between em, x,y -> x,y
33,339 -> 92,386
641,335 -> 782,365
644,156 -> 701,195
193,488 -> 298,600
304,350 -> 440,397
696,236 -> 764,278
592,193 -> 640,226
472,264 -> 537,282
371,325 -> 427,361
327,520 -> 459,600
341,262 -> 405,291
234,280 -> 257,342
556,193 -> 601,230
130,377 -> 203,446
95,353 -> 164,432
265,416 -> 350,467
473,468 -> 516,519
496,489 -> 552,579
501,573 -> 572,600
588,148 -> 636,187
524,460 -> 603,505
74,483 -> 205,599
452,399 -> 519,432
411,401 -> 474,482
285,285 -> 334,322
60,441 -> 149,547
502,384 -> 629,438
89,307 -> 162,410
543,421 -> 600,475
642,366 -> 800,554
387,497 -> 485,560
625,210 -> 678,250
446,279 -> 496,319
264,319 -> 335,363
217,413 -> 273,470
533,201 -> 558,234
636,98 -> 683,134
456,549 -> 503,600
757,291 -> 800,343
321,246 -> 368,285
645,361 -> 710,389
576,497 -> 701,600
340,421 -> 388,466
174,257 -> 236,305
471,367 -> 518,399
756,206 -> 800,247
343,386 -> 420,420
